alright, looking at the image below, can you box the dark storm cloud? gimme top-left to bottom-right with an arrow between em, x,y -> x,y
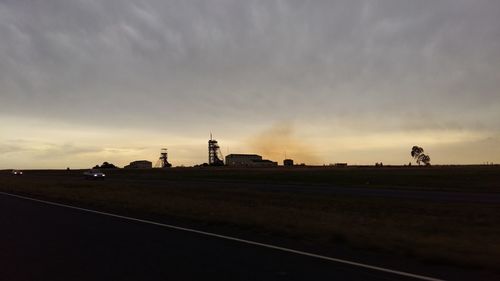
1,0 -> 499,133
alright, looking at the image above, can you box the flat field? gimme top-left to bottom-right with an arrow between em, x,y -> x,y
1,166 -> 499,273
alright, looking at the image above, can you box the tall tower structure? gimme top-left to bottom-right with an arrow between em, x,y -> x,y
208,134 -> 224,166
155,148 -> 172,168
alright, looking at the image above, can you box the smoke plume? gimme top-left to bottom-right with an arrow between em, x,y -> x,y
248,122 -> 322,165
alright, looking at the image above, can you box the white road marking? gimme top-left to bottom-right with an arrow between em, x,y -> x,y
0,191 -> 444,281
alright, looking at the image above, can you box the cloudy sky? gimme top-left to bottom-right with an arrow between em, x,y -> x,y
1,0 -> 499,168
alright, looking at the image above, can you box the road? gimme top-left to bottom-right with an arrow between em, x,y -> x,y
174,180 -> 500,204
7,171 -> 500,204
106,178 -> 500,204
0,192 -> 444,281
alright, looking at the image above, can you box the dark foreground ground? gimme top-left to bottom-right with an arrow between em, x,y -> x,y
0,193 -> 448,281
0,166 -> 499,280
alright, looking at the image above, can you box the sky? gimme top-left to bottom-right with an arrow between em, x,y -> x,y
1,0 -> 500,168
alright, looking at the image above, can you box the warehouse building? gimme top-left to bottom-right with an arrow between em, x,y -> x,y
225,154 -> 278,167
124,160 -> 153,169
283,159 -> 294,166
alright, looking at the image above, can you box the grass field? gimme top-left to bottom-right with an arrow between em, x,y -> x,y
83,165 -> 500,192
1,166 -> 499,272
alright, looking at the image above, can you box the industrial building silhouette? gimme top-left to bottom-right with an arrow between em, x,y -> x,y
126,134 -> 283,168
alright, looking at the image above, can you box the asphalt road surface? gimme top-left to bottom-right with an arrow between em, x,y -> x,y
0,192 -> 445,281
7,172 -> 500,204
106,178 -> 500,204
159,180 -> 500,204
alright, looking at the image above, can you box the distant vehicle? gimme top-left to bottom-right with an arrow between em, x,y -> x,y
11,170 -> 23,175
83,169 -> 106,180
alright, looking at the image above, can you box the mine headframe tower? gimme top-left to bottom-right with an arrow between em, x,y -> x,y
155,148 -> 172,168
208,134 -> 224,166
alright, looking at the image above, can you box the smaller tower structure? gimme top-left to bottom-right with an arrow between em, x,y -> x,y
155,148 -> 172,168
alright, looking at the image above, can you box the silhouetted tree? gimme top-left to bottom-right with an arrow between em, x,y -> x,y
411,146 -> 431,166
95,162 -> 118,169
411,146 -> 424,159
417,154 -> 431,166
